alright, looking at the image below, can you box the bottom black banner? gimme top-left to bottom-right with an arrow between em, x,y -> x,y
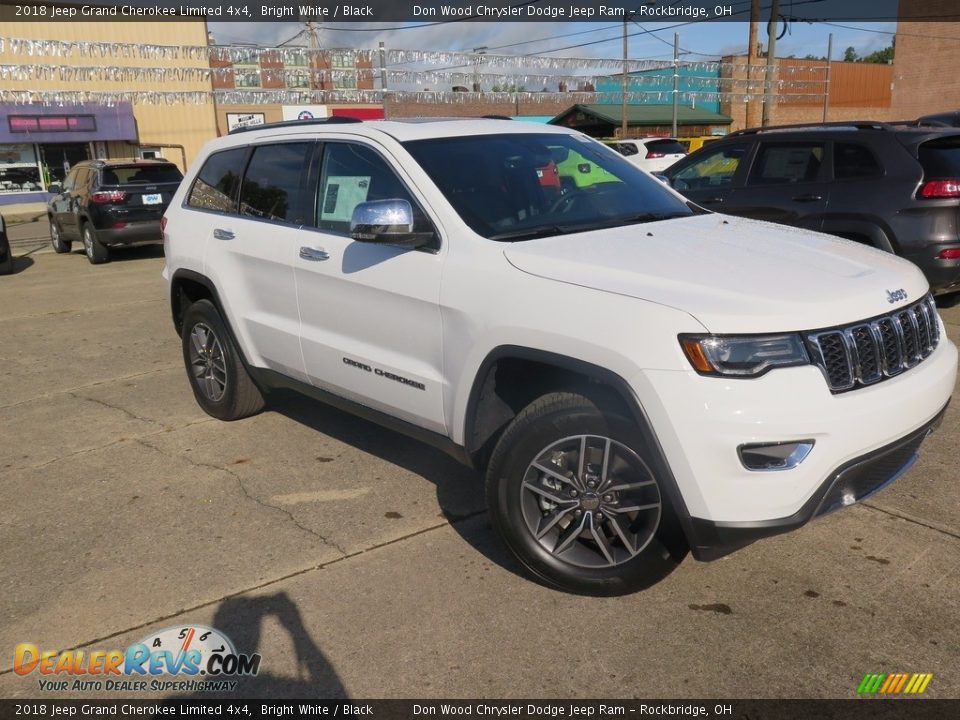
0,700 -> 958,720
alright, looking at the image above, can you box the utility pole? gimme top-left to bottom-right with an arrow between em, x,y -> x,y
745,0 -> 759,127
305,21 -> 321,93
379,40 -> 388,118
761,0 -> 781,127
822,33 -> 833,122
621,14 -> 629,138
671,33 -> 679,137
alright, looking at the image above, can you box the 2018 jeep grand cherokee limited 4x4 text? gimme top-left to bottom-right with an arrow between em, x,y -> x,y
162,118 -> 957,596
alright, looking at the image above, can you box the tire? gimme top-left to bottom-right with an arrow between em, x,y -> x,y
81,223 -> 109,264
485,391 -> 688,596
181,299 -> 265,421
50,219 -> 71,254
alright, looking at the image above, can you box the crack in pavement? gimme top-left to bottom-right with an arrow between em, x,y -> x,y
0,366 -> 180,412
68,392 -> 168,429
133,437 -> 349,556
0,511 -> 485,677
0,298 -> 164,324
861,501 -> 960,542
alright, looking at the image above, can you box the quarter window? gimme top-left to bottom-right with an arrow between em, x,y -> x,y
239,143 -> 312,224
187,148 -> 248,214
833,143 -> 882,179
749,143 -> 825,185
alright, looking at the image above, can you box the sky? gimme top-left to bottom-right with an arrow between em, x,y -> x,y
207,19 -> 898,64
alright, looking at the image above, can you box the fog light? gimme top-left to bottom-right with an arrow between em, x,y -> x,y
738,440 -> 815,471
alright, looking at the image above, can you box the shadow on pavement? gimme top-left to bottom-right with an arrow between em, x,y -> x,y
179,592 -> 349,699
267,390 -> 525,581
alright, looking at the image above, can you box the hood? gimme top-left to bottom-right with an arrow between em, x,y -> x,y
503,214 -> 930,333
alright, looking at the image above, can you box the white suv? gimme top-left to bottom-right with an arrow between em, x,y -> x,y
163,118 -> 957,596
604,136 -> 687,172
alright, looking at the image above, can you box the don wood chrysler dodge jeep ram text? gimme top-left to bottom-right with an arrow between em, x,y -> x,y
162,118 -> 957,596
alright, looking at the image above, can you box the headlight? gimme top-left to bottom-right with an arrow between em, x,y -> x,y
679,333 -> 809,377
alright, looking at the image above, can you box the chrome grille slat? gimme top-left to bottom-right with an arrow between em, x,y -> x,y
806,295 -> 941,394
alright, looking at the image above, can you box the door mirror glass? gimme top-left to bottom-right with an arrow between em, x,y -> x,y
350,199 -> 428,247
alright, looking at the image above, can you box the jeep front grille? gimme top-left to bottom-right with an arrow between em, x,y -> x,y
805,295 -> 941,393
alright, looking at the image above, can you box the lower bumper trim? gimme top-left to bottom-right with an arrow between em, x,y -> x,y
687,401 -> 949,561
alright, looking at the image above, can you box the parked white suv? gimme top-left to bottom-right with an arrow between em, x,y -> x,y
163,118 -> 957,596
603,136 -> 687,172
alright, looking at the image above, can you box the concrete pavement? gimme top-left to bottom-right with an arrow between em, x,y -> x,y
0,247 -> 958,699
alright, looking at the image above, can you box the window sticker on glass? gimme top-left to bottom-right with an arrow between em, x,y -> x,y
320,176 -> 371,222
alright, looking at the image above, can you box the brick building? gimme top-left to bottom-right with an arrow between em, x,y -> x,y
891,0 -> 960,119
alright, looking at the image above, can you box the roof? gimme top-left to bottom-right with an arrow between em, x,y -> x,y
208,117 -> 579,149
551,104 -> 733,126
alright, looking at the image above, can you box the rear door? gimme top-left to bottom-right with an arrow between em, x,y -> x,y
727,140 -> 830,230
186,143 -> 310,381
50,166 -> 80,238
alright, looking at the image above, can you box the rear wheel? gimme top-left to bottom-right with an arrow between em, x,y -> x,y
81,224 -> 109,264
50,219 -> 71,254
181,299 -> 264,421
485,391 -> 688,596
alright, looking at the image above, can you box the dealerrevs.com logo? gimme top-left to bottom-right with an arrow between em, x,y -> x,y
14,625 -> 261,693
857,672 -> 933,695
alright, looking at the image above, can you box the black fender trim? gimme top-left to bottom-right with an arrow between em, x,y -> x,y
169,269 -> 223,335
463,345 -> 699,552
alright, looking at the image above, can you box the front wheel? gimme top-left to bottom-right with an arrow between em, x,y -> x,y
181,299 -> 265,421
485,391 -> 688,596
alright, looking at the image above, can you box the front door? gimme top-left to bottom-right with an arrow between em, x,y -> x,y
295,140 -> 446,433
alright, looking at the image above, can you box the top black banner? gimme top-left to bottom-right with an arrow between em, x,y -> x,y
1,0 -> 957,23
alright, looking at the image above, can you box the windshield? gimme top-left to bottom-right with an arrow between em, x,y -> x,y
403,133 -> 694,241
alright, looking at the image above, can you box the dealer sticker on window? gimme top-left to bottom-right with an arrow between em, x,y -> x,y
142,193 -> 162,205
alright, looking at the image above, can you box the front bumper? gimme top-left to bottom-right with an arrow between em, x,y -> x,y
686,402 -> 948,560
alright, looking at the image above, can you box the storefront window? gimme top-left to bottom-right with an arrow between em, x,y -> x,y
0,144 -> 44,193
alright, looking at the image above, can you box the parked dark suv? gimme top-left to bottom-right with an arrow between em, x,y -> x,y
662,122 -> 960,295
47,159 -> 183,264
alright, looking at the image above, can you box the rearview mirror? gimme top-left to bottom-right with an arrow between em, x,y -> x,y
350,199 -> 431,248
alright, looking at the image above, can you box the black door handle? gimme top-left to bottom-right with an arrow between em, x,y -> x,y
792,194 -> 823,202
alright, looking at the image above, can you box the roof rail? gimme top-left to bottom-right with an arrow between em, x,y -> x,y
728,120 -> 895,137
228,116 -> 363,135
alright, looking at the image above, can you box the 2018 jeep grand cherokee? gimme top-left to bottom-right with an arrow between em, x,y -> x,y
162,118 -> 957,596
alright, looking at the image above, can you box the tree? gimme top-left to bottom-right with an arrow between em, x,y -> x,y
843,46 -> 858,62
859,44 -> 894,64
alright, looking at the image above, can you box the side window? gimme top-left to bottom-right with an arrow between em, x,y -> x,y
239,142 -> 312,224
315,143 -> 433,237
613,142 -> 638,157
748,142 -> 825,185
61,167 -> 79,192
187,148 -> 248,214
833,142 -> 882,180
672,144 -> 748,190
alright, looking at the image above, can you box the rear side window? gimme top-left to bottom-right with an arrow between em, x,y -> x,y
833,143 -> 882,180
239,142 -> 312,224
187,148 -> 248,214
102,165 -> 182,185
645,139 -> 687,156
749,143 -> 824,185
918,136 -> 960,177
611,142 -> 639,157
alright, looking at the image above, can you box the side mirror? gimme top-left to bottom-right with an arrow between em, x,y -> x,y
350,199 -> 431,248
47,183 -> 62,194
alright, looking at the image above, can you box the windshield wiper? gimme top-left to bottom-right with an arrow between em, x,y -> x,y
488,225 -> 583,242
610,212 -> 690,225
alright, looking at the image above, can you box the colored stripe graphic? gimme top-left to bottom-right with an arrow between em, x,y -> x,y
858,672 -> 933,694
